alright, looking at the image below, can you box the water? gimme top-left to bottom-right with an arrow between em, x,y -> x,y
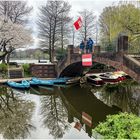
0,80 -> 140,139
9,59 -> 51,64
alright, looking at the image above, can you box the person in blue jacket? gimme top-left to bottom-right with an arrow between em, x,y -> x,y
85,39 -> 89,53
87,38 -> 94,53
80,40 -> 85,53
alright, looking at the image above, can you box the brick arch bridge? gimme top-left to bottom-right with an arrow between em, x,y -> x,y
57,35 -> 140,83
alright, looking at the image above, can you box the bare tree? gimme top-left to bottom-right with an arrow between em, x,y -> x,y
38,0 -> 71,62
78,9 -> 96,41
58,3 -> 71,52
0,1 -> 32,24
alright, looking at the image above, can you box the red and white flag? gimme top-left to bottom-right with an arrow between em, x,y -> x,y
82,54 -> 92,66
73,17 -> 82,30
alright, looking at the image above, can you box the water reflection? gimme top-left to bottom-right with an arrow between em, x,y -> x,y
39,87 -> 70,139
59,85 -> 121,137
92,80 -> 140,116
28,84 -> 122,138
1,81 -> 137,139
0,86 -> 35,139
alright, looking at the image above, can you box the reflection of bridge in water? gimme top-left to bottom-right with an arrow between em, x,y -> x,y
28,85 -> 121,138
23,83 -> 140,138
57,35 -> 140,83
58,85 -> 121,138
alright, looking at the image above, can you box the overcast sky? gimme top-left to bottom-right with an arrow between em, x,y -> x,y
27,0 -> 118,19
26,0 -> 119,48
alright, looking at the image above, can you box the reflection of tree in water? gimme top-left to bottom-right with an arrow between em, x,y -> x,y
40,88 -> 70,139
0,86 -> 35,139
92,80 -> 140,115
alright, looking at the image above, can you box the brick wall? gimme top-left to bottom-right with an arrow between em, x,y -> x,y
30,64 -> 57,78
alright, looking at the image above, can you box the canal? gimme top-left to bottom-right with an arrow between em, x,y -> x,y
0,80 -> 140,139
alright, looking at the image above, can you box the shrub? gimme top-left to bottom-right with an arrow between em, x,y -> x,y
55,48 -> 67,61
22,64 -> 31,77
0,63 -> 8,77
0,63 -> 7,72
93,112 -> 140,139
103,79 -> 138,93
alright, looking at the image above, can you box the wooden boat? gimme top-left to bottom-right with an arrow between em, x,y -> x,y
113,71 -> 131,80
6,80 -> 30,89
85,71 -> 129,85
113,74 -> 126,81
30,77 -> 71,87
30,77 -> 53,87
99,73 -> 120,84
87,75 -> 105,86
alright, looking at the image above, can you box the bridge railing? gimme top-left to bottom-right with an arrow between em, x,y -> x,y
100,40 -> 117,53
57,54 -> 68,70
127,43 -> 140,55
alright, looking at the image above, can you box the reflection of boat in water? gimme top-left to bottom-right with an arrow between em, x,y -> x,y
47,77 -> 70,85
66,77 -> 81,85
30,86 -> 55,96
38,86 -> 54,91
11,85 -> 55,96
54,84 -> 75,88
6,80 -> 30,89
59,85 -> 121,137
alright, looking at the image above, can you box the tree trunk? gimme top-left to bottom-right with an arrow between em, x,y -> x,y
61,16 -> 64,52
0,53 -> 7,63
61,25 -> 64,52
51,47 -> 54,62
6,53 -> 10,64
49,44 -> 52,62
52,17 -> 57,62
49,19 -> 52,62
2,57 -> 6,63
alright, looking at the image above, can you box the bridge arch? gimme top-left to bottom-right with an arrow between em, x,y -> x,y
59,62 -> 83,77
59,55 -> 140,83
59,60 -> 116,77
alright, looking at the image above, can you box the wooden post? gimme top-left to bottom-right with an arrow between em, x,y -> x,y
94,45 -> 100,55
8,67 -> 24,78
117,35 -> 128,54
67,45 -> 74,64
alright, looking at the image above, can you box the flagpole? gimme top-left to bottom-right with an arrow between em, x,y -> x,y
72,27 -> 75,46
95,18 -> 98,45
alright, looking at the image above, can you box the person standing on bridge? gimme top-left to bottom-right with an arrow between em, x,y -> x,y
84,39 -> 89,53
87,38 -> 94,53
79,40 -> 85,54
